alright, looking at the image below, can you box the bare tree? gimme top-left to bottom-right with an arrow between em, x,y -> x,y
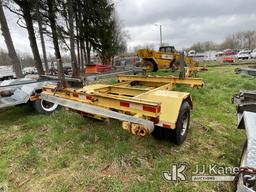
0,0 -> 23,77
36,1 -> 48,73
46,0 -> 64,79
75,2 -> 81,71
0,49 -> 12,66
244,31 -> 255,49
67,0 -> 79,77
11,0 -> 44,75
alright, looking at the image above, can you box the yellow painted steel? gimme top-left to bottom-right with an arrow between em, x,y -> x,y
137,48 -> 198,71
117,75 -> 204,88
184,67 -> 208,78
43,84 -> 161,118
94,86 -> 152,97
136,90 -> 191,129
42,75 -> 203,131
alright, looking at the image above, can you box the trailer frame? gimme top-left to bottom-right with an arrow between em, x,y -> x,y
37,75 -> 204,144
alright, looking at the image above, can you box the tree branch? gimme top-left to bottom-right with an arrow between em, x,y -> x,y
3,3 -> 23,17
16,18 -> 27,29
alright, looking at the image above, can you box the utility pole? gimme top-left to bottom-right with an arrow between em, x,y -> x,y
160,25 -> 163,46
155,24 -> 163,46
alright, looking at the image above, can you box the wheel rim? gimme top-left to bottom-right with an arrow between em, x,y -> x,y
41,100 -> 58,112
180,111 -> 189,136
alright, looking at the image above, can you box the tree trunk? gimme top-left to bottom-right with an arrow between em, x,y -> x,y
75,4 -> 81,72
37,1 -> 48,73
47,0 -> 66,87
76,34 -> 81,72
47,0 -> 59,59
85,39 -> 90,65
17,0 -> 44,75
248,37 -> 252,50
0,0 -> 23,78
80,39 -> 84,72
67,0 -> 79,77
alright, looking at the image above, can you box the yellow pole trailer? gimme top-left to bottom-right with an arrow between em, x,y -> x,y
34,75 -> 204,145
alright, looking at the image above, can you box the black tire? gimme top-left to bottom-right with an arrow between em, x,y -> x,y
152,101 -> 190,145
174,101 -> 190,145
151,126 -> 165,140
170,59 -> 177,72
143,61 -> 158,72
171,65 -> 176,72
234,68 -> 242,74
32,99 -> 60,114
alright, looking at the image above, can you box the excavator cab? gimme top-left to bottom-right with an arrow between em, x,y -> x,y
159,46 -> 176,53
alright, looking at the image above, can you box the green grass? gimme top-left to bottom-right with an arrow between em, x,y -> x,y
0,64 -> 255,191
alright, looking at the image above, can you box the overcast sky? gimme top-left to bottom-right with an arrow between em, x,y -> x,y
1,0 -> 256,55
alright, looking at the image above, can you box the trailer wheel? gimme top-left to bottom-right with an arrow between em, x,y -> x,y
174,101 -> 190,145
143,61 -> 158,72
156,101 -> 190,145
33,99 -> 59,114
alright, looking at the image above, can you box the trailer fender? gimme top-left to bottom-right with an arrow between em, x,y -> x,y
164,92 -> 192,128
135,90 -> 192,129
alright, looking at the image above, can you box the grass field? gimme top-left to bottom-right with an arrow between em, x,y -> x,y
0,65 -> 256,192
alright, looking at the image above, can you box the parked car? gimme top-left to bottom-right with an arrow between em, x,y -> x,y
22,67 -> 38,75
0,66 -> 15,80
251,49 -> 256,58
215,51 -> 224,57
188,50 -> 196,57
223,49 -> 234,55
236,50 -> 251,60
63,66 -> 72,75
223,56 -> 234,63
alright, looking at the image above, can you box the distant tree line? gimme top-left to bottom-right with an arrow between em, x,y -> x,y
0,0 -> 127,78
133,43 -> 155,52
189,30 -> 256,52
0,49 -> 72,67
0,49 -> 35,67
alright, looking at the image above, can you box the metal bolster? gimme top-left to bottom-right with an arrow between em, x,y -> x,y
117,75 -> 204,87
236,68 -> 256,77
238,112 -> 256,168
40,93 -> 155,133
236,112 -> 256,192
237,184 -> 255,192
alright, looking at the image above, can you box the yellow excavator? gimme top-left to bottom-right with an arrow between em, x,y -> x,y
137,46 -> 202,77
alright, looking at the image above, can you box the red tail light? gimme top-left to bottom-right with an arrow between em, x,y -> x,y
86,96 -> 93,101
143,105 -> 161,113
120,102 -> 130,107
73,92 -> 79,97
163,123 -> 171,129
